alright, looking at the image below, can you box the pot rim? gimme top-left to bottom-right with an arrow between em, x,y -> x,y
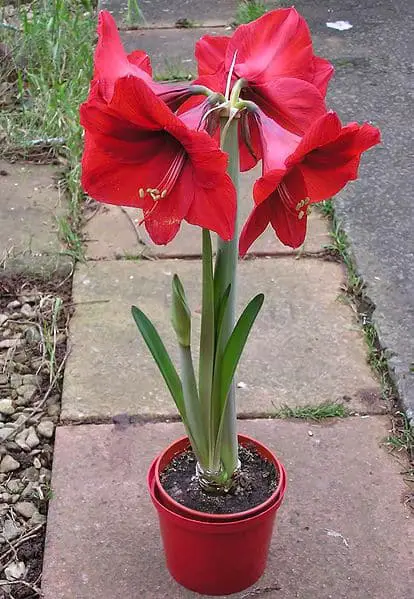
148,456 -> 286,531
151,434 -> 286,523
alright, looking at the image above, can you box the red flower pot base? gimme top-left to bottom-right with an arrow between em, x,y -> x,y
147,435 -> 287,595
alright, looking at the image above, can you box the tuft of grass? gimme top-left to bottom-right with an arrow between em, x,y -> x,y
127,0 -> 147,26
274,402 -> 350,421
57,215 -> 85,262
154,59 -> 195,82
0,0 -> 95,254
235,1 -> 268,25
384,411 -> 414,483
319,199 -> 335,218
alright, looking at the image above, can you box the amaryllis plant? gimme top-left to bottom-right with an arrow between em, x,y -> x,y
80,9 -> 380,492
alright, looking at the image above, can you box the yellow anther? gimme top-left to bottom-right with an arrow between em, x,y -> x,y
161,190 -> 167,198
306,206 -> 312,216
138,188 -> 145,199
298,210 -> 305,220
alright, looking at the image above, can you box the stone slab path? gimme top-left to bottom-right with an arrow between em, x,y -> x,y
0,160 -> 72,276
62,259 -> 382,422
41,1 -> 414,598
42,419 -> 413,599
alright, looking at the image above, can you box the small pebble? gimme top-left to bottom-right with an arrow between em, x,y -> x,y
30,511 -> 46,526
20,303 -> 35,318
0,492 -> 13,503
26,427 -> 40,449
0,454 -> 20,473
0,373 -> 8,385
37,420 -> 54,439
15,430 -> 30,451
308,430 -> 314,436
7,479 -> 23,494
15,501 -> 37,519
21,467 -> 39,482
0,399 -> 15,416
22,373 -> 40,386
2,519 -> 21,541
0,428 -> 14,442
33,457 -> 42,469
10,373 -> 23,388
5,560 -> 26,581
7,300 -> 20,310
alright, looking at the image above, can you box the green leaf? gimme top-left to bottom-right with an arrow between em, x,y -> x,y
171,274 -> 191,347
219,293 -> 264,419
131,306 -> 185,419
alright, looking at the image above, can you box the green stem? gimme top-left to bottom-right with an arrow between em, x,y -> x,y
199,229 -> 215,464
215,116 -> 240,477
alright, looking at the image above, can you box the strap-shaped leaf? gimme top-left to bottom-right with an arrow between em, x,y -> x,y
131,306 -> 185,419
219,293 -> 264,414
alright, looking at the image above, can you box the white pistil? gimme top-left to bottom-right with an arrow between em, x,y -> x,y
225,50 -> 238,101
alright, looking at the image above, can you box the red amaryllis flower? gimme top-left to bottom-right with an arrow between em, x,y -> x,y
93,11 -> 192,110
193,8 -> 333,141
239,112 -> 380,254
80,76 -> 236,245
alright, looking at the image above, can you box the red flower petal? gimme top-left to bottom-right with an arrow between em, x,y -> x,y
228,8 -> 313,82
196,35 -> 229,76
248,77 -> 327,135
269,190 -> 308,248
287,112 -> 342,165
239,200 -> 272,257
127,50 -> 152,75
254,169 -> 286,205
296,119 -> 381,201
185,169 -> 236,241
81,76 -> 236,243
312,56 -> 334,96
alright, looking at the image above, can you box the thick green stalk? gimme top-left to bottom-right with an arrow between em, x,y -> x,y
215,116 -> 240,477
199,229 -> 215,464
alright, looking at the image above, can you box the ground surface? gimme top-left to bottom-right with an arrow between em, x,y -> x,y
0,0 -> 413,597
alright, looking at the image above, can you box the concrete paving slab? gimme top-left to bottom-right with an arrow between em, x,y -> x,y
61,259 -> 382,421
85,166 -> 331,259
120,26 -> 227,77
99,0 -> 238,27
0,160 -> 73,276
41,417 -> 414,599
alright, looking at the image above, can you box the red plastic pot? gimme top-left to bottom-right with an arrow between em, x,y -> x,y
154,434 -> 286,523
147,435 -> 287,595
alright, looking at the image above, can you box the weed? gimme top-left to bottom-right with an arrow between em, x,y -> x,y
127,0 -> 146,26
154,59 -> 195,82
57,215 -> 85,262
0,0 -> 95,255
319,199 -> 335,218
235,0 -> 268,25
274,402 -> 350,421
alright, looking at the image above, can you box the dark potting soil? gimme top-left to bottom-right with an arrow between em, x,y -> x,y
160,444 -> 278,514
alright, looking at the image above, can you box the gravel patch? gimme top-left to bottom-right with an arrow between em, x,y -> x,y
0,275 -> 71,599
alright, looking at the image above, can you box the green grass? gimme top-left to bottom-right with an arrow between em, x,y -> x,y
235,1 -> 268,25
0,0 -> 95,257
274,402 -> 350,421
319,199 -> 335,218
154,59 -> 195,82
